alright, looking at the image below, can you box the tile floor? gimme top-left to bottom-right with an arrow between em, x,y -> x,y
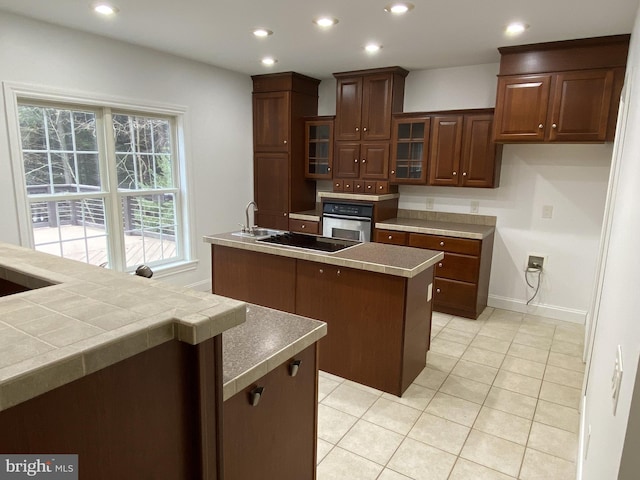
316,307 -> 585,480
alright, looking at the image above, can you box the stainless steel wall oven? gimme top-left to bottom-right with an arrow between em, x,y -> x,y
322,201 -> 374,242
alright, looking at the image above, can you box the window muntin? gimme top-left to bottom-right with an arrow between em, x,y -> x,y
17,103 -> 185,271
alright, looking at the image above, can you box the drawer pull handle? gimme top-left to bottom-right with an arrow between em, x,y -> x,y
337,269 -> 341,276
367,185 -> 372,189
346,184 -> 350,188
438,262 -> 443,268
301,224 -> 305,228
388,235 -> 393,240
250,386 -> 264,406
379,185 -> 383,190
439,241 -> 444,246
289,360 -> 302,377
319,269 -> 324,274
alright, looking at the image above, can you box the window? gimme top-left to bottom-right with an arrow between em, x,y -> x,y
15,100 -> 188,272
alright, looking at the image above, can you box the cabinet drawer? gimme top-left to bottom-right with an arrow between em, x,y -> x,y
409,233 -> 481,256
435,253 -> 479,283
433,278 -> 477,312
333,180 -> 344,192
289,219 -> 320,235
375,229 -> 408,245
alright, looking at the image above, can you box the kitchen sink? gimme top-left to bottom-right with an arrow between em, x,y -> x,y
231,228 -> 286,240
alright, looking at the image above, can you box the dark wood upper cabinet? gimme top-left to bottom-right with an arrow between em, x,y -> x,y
334,77 -> 363,141
334,142 -> 361,178
390,115 -> 430,184
493,35 -> 630,143
361,143 -> 390,179
304,116 -> 334,179
254,152 -> 290,230
253,91 -> 290,152
428,115 -> 464,186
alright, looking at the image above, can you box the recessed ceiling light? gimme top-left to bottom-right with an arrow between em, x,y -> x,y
384,3 -> 415,14
313,17 -> 339,28
92,2 -> 119,15
261,57 -> 277,66
505,22 -> 529,36
365,43 -> 382,53
252,28 -> 273,38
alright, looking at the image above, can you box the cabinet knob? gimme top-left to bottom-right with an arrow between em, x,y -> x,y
283,140 -> 288,144
319,269 -> 324,274
388,235 -> 393,240
379,185 -> 383,190
289,360 -> 302,377
391,170 -> 395,174
337,269 -> 341,276
463,172 -> 467,176
453,171 -> 457,176
436,288 -> 441,293
335,183 -> 340,188
538,123 -> 544,129
367,185 -> 372,189
355,127 -> 359,132
362,158 -> 366,163
552,123 -> 557,129
250,386 -> 264,406
354,159 -> 359,163
363,127 -> 368,132
438,262 -> 443,268
301,224 -> 305,229
439,241 -> 444,246
327,167 -> 331,171
283,212 -> 287,216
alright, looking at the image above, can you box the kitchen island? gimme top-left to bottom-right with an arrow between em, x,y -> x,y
0,242 -> 326,480
204,232 -> 443,396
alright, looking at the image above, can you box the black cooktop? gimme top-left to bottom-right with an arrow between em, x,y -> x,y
257,232 -> 361,252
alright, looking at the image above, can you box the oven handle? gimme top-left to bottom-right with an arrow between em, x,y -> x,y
322,213 -> 372,222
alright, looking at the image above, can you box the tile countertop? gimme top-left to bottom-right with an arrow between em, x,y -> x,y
376,218 -> 495,240
222,304 -> 326,401
203,232 -> 443,278
0,242 -> 246,412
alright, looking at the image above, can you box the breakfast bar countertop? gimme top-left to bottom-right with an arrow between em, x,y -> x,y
0,242 -> 246,412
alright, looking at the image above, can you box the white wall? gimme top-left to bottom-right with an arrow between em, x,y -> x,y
318,64 -> 612,322
0,12 -> 254,289
580,6 -> 640,477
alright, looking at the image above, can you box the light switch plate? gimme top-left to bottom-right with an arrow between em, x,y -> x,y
427,283 -> 433,302
542,205 -> 554,219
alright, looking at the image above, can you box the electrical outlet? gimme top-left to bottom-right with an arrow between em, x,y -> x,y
542,205 -> 554,219
426,197 -> 434,210
527,254 -> 544,270
470,201 -> 479,213
612,345 -> 624,415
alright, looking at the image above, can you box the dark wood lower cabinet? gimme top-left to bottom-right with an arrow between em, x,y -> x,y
223,345 -> 318,480
0,338 -> 223,480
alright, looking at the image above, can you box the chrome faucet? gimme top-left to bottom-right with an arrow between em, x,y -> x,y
244,201 -> 258,233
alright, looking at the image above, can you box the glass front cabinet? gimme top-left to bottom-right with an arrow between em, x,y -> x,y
305,117 -> 334,179
390,114 -> 430,184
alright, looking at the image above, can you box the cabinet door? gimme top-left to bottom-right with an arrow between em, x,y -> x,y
360,143 -> 389,180
253,92 -> 290,152
493,75 -> 551,142
428,115 -> 464,186
461,114 -> 499,188
333,142 -> 361,178
254,153 -> 290,230
362,73 -> 394,141
390,117 -> 429,184
548,69 -> 615,142
335,77 -> 363,141
433,278 -> 478,313
305,120 -> 333,179
223,345 -> 317,480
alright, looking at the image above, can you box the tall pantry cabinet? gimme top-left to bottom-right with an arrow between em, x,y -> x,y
252,73 -> 320,230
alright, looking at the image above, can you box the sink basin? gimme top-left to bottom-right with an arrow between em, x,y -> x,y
231,228 -> 286,240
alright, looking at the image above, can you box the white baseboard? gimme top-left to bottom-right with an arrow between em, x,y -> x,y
488,294 -> 587,324
185,278 -> 212,292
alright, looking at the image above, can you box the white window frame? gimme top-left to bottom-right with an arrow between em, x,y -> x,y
3,82 -> 197,277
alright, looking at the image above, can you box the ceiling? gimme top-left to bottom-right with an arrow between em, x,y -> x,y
0,0 -> 638,79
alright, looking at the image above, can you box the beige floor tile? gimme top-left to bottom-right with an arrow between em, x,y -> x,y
426,351 -> 459,373
449,458 -> 516,480
377,469 -> 413,480
472,406 -> 532,445
408,412 -> 470,455
544,365 -> 584,389
321,383 -> 380,417
387,437 -> 457,480
316,446 -> 383,480
553,327 -> 585,345
436,328 -> 475,346
550,340 -> 583,357
318,376 -> 341,402
317,404 -> 358,444
547,351 -> 585,372
522,314 -> 562,326
432,312 -> 454,327
317,438 -> 333,464
343,379 -> 385,396
519,448 -> 576,480
470,335 -> 510,354
506,343 -> 549,364
512,332 -> 552,350
413,366 -> 448,390
425,392 -> 481,427
477,307 -> 495,320
447,317 -> 484,333
493,370 -> 542,398
484,387 -> 537,419
461,346 -> 505,368
382,383 -> 436,411
488,309 -> 524,324
338,419 -> 404,465
500,356 -> 546,379
477,326 -> 517,342
431,326 -> 442,338
362,397 -> 422,435
319,370 -> 346,383
439,374 -> 491,404
534,400 -> 580,433
527,422 -> 578,462
451,360 -> 498,385
460,429 -> 525,477
539,381 -> 581,409
518,322 -> 556,338
430,337 -> 468,358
